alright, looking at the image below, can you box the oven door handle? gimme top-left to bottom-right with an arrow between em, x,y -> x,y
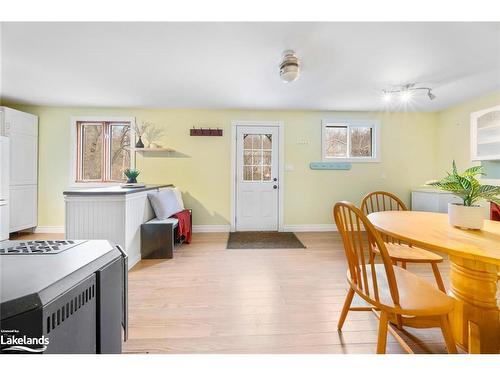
115,244 -> 128,341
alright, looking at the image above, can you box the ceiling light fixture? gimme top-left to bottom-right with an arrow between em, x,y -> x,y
382,83 -> 436,103
279,50 -> 300,83
400,90 -> 413,103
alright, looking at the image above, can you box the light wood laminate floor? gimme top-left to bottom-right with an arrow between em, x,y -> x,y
15,231 -> 454,354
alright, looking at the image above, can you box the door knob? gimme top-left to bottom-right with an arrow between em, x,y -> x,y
273,185 -> 278,189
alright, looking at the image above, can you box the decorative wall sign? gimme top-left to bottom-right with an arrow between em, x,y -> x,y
309,162 -> 352,170
190,127 -> 223,136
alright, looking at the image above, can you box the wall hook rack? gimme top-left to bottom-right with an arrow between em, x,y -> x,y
190,127 -> 223,137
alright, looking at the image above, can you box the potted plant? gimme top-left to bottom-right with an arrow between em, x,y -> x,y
427,161 -> 500,229
124,169 -> 140,184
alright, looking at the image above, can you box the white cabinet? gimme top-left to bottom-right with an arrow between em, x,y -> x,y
411,188 -> 462,213
471,105 -> 500,161
9,185 -> 37,232
0,107 -> 38,232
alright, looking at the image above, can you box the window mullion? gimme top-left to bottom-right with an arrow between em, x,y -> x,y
103,122 -> 110,182
346,125 -> 351,158
76,123 -> 82,181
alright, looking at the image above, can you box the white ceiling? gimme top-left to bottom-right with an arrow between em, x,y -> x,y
1,22 -> 499,111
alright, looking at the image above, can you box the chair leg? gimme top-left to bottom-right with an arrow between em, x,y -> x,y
337,288 -> 355,331
440,314 -> 457,354
401,261 -> 407,269
376,310 -> 389,354
431,263 -> 446,293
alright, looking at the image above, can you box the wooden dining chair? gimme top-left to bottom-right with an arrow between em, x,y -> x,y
333,201 -> 457,354
361,191 -> 446,292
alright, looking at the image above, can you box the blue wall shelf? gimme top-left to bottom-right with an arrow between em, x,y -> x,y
309,162 -> 352,170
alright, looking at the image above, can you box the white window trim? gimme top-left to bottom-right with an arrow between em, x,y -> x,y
69,116 -> 136,188
321,119 -> 381,163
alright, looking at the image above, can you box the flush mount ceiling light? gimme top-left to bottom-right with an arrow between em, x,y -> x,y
279,50 -> 300,83
382,83 -> 436,103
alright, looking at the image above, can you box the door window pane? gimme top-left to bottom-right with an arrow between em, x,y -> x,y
252,166 -> 262,180
263,134 -> 272,149
243,135 -> 253,149
243,150 -> 252,165
262,166 -> 271,181
251,135 -> 263,149
81,123 -> 103,180
252,150 -> 262,165
262,151 -> 272,165
243,166 -> 253,181
110,124 -> 131,181
242,133 -> 273,181
350,127 -> 372,157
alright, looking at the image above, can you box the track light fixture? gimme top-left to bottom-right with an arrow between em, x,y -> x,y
382,83 -> 436,103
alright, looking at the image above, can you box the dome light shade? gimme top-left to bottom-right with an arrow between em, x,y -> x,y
279,50 -> 300,83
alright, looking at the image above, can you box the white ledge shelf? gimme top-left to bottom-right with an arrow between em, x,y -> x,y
129,147 -> 175,153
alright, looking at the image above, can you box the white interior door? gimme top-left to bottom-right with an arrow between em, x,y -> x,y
236,126 -> 279,231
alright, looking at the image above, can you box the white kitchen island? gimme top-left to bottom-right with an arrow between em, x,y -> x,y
64,184 -> 172,268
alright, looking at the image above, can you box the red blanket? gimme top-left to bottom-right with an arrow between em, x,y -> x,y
171,209 -> 192,244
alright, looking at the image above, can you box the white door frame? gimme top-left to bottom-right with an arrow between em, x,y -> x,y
231,120 -> 284,232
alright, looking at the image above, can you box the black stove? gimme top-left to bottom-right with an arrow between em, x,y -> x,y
0,240 -> 128,354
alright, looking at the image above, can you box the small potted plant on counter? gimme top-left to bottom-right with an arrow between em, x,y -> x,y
124,168 -> 141,184
427,161 -> 500,229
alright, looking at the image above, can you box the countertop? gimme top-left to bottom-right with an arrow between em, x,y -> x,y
412,187 -> 455,194
63,184 -> 173,196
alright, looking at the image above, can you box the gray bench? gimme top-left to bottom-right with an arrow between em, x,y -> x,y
140,210 -> 192,259
140,218 -> 179,259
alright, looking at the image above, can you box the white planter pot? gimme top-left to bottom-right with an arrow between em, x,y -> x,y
448,203 -> 486,230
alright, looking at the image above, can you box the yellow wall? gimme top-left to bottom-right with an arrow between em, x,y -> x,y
4,105 -> 442,227
435,91 -> 500,175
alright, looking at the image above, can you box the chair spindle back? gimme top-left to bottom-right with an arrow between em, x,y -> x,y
333,201 -> 400,307
361,191 -> 408,216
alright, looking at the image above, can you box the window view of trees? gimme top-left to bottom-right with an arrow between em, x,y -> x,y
350,127 -> 372,157
324,125 -> 373,158
110,125 -> 131,180
81,124 -> 103,180
242,134 -> 272,181
77,122 -> 131,182
324,126 -> 347,157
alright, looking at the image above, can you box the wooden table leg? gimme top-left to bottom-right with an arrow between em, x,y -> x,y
449,255 -> 500,354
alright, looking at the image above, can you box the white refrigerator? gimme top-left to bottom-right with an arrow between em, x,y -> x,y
0,134 -> 9,240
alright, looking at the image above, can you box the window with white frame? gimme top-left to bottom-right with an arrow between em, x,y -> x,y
71,117 -> 135,183
322,119 -> 380,162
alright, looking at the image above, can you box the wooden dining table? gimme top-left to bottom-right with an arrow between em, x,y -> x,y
368,210 -> 500,354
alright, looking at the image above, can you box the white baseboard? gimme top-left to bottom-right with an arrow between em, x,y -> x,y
34,226 -> 65,234
33,224 -> 335,234
282,224 -> 337,232
127,253 -> 141,270
192,225 -> 231,233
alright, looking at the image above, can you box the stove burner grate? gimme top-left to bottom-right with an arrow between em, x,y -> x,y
0,240 -> 85,255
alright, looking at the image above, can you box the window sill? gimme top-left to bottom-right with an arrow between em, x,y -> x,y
67,182 -> 124,189
322,157 -> 381,163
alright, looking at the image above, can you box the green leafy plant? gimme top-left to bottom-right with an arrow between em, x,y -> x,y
427,161 -> 500,206
124,168 -> 140,182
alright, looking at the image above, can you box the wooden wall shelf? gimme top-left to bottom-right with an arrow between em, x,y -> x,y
129,147 -> 175,153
